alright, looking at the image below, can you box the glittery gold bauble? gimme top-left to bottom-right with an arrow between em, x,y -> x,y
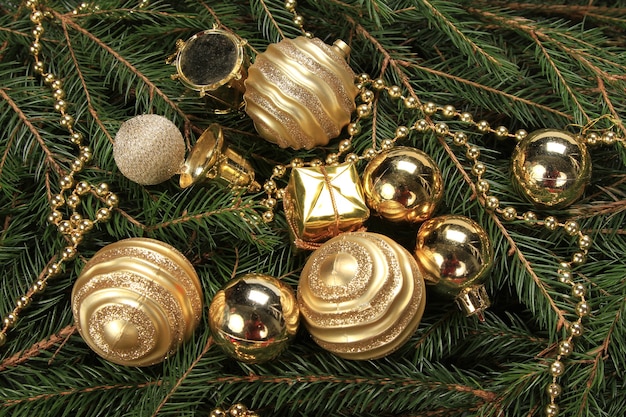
414,215 -> 493,319
298,232 -> 426,360
244,37 -> 358,149
113,114 -> 186,185
72,238 -> 203,366
511,129 -> 591,208
362,147 -> 444,223
208,274 -> 299,363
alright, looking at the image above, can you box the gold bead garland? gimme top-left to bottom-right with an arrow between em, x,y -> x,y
210,403 -> 259,417
261,68 -> 623,415
0,0 -> 119,348
5,1 -> 624,415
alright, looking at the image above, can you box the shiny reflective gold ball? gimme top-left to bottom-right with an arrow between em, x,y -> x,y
208,274 -> 299,363
72,238 -> 203,366
362,147 -> 443,223
415,215 -> 493,317
298,232 -> 426,360
244,37 -> 358,149
511,129 -> 591,208
113,114 -> 186,185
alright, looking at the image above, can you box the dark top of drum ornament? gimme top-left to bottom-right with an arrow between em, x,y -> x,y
179,32 -> 238,86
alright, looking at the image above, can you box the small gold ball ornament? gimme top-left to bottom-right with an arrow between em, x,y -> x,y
208,274 -> 299,363
244,37 -> 358,149
414,215 -> 493,319
362,147 -> 444,223
298,232 -> 426,360
113,114 -> 186,185
511,129 -> 591,208
72,238 -> 203,366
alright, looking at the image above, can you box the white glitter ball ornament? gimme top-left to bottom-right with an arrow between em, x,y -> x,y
113,114 -> 186,185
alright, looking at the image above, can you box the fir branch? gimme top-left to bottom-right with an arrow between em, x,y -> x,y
0,88 -> 64,177
1,379 -> 162,408
0,325 -> 75,372
47,8 -> 192,134
151,336 -> 215,416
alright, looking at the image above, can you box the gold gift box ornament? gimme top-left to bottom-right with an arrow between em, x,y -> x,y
283,162 -> 370,249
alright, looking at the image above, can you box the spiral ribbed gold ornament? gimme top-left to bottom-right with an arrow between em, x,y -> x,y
71,238 -> 203,366
244,36 -> 358,149
298,232 -> 426,360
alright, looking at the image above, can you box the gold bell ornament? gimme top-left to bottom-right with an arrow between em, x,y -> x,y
244,36 -> 359,149
71,238 -> 203,366
113,116 -> 259,191
208,273 -> 299,363
283,162 -> 370,249
362,147 -> 444,223
169,27 -> 249,113
511,129 -> 591,208
414,215 -> 494,321
298,232 -> 426,360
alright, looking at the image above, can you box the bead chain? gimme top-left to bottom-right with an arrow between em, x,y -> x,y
4,1 -> 623,416
284,0 -> 313,38
0,0 -> 119,348
210,403 -> 259,417
261,68 -> 623,416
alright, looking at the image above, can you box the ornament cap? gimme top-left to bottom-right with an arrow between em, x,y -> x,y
455,284 -> 491,321
332,39 -> 351,59
180,124 -> 259,191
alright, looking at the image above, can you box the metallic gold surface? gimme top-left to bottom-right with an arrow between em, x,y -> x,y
179,124 -> 259,191
172,28 -> 248,112
363,147 -> 444,223
113,114 -> 186,185
208,274 -> 299,363
414,215 -> 493,318
298,232 -> 426,360
72,238 -> 203,366
283,162 -> 369,247
244,37 -> 358,149
511,129 -> 591,208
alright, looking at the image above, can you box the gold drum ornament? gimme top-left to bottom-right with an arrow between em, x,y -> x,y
172,28 -> 249,113
244,37 -> 358,149
71,238 -> 203,366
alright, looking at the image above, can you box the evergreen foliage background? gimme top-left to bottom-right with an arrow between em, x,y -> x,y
1,0 -> 625,416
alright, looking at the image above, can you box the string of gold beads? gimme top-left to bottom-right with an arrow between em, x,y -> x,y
284,0 -> 313,38
0,0 -> 119,348
262,67 -> 610,416
210,403 -> 259,417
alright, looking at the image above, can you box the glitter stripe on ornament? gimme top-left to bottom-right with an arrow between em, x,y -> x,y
244,37 -> 358,149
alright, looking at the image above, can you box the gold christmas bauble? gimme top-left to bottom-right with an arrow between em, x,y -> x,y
362,147 -> 444,223
113,114 -> 186,185
243,37 -> 358,149
72,238 -> 203,366
511,129 -> 591,208
298,232 -> 426,360
414,215 -> 493,318
208,274 -> 299,363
